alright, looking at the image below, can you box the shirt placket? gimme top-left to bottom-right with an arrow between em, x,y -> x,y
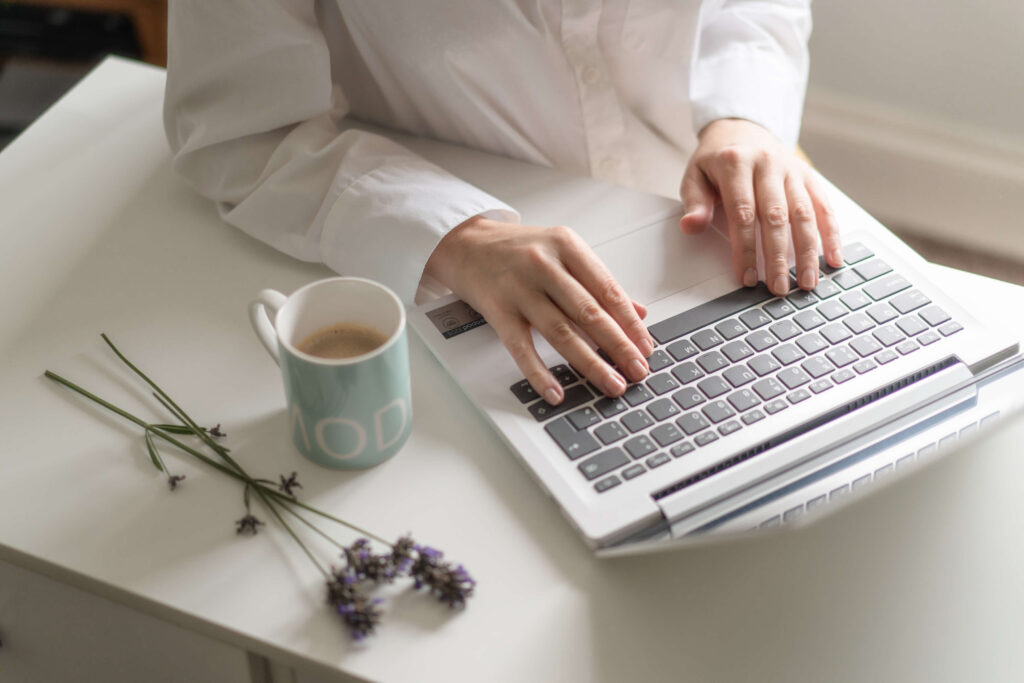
560,0 -> 633,186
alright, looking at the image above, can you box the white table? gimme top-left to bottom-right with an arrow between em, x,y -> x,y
2,57 -> 1024,683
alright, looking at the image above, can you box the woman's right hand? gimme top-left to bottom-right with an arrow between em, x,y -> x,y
423,216 -> 654,405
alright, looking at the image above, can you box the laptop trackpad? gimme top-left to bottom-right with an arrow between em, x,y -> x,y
591,215 -> 733,306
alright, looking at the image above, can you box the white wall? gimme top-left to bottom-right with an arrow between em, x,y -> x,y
800,1 -> 1024,259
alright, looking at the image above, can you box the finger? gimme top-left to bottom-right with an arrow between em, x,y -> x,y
785,172 -> 820,290
539,264 -> 650,384
710,149 -> 759,288
489,311 -> 565,404
633,300 -> 648,320
753,157 -> 792,296
554,228 -> 655,358
679,163 -> 715,235
805,172 -> 843,268
523,293 -> 631,397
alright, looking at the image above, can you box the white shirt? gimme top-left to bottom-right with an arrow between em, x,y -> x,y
164,0 -> 811,304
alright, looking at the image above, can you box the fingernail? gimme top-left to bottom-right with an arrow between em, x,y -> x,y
743,268 -> 758,288
640,338 -> 654,357
773,274 -> 789,296
831,248 -> 843,266
800,268 -> 817,290
629,358 -> 648,381
603,372 -> 627,396
543,386 -> 562,405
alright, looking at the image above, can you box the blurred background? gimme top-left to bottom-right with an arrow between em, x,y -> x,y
0,0 -> 1021,284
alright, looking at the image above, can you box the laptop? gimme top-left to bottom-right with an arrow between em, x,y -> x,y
397,132 -> 1022,554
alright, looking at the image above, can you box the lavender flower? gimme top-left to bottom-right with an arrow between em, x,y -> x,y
235,513 -> 264,535
343,538 -> 401,583
167,474 -> 186,491
326,570 -> 383,640
410,545 -> 476,608
278,471 -> 302,497
207,423 -> 226,438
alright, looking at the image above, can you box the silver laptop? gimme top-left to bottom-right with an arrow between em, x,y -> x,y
400,135 -> 1022,554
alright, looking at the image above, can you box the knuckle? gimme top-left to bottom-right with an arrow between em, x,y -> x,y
549,225 -> 577,245
717,145 -> 745,167
505,338 -> 533,364
729,202 -> 756,228
599,276 -> 626,306
576,299 -> 604,327
791,201 -> 815,223
764,204 -> 789,228
521,243 -> 549,268
549,321 -> 577,346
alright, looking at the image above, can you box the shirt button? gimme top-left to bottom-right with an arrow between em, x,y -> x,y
581,65 -> 601,85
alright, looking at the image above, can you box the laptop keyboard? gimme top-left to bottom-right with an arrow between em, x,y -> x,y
508,242 -> 964,494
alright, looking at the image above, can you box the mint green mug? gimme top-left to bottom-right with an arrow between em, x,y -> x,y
248,277 -> 411,469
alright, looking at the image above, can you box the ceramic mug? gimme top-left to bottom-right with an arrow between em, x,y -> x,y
249,277 -> 412,469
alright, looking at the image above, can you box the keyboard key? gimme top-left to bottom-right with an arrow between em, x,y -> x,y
624,435 -> 657,459
748,353 -> 782,376
594,395 -> 628,418
753,377 -> 786,400
745,329 -> 779,352
852,474 -> 872,491
594,475 -> 622,492
702,400 -> 736,423
646,372 -> 680,395
650,423 -> 684,446
550,364 -> 578,386
787,388 -> 811,404
671,361 -> 704,384
865,303 -> 898,324
787,290 -> 818,309
853,259 -> 892,280
843,313 -> 875,335
896,316 -> 928,337
939,321 -> 963,336
739,308 -> 772,329
715,318 -> 748,340
854,359 -> 877,374
676,411 -> 711,435
623,383 -> 654,405
672,387 -> 706,410
742,409 -> 766,425
840,290 -> 872,311
692,329 -> 724,350
830,484 -> 851,499
510,379 -> 539,403
831,368 -> 855,384
820,323 -> 853,345
647,349 -> 674,372
671,442 -> 695,457
850,335 -> 883,357
646,452 -> 671,469
783,506 -> 805,523
721,340 -> 755,363
809,379 -> 833,394
622,464 -> 646,480
567,406 -> 601,430
723,365 -> 757,387
917,330 -> 941,346
666,338 -> 699,361
920,305 -> 951,327
807,494 -> 828,510
594,421 -> 627,444
875,349 -> 899,365
864,273 -> 911,301
826,346 -> 859,368
528,384 -> 594,421
817,299 -> 848,321
873,325 -> 906,347
695,431 -> 719,447
801,356 -> 834,379
647,398 -> 681,421
890,289 -> 931,314
649,283 -> 774,344
794,310 -> 826,330
765,399 -> 788,414
813,279 -> 842,299
727,388 -> 761,412
778,367 -> 811,389
795,333 -> 827,356
770,319 -> 802,341
896,340 -> 920,355
545,417 -> 601,459
621,410 -> 654,433
579,447 -> 630,480
832,269 -> 864,290
764,299 -> 796,319
718,420 -> 742,436
843,242 -> 875,264
772,343 -> 806,366
697,375 -> 731,398
696,351 -> 729,374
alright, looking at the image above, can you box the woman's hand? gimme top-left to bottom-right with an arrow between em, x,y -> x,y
679,118 -> 842,296
424,216 -> 654,405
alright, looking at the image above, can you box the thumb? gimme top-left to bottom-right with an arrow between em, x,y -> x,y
679,165 -> 715,235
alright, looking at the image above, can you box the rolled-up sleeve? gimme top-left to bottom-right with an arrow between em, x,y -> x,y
163,0 -> 516,304
689,0 -> 811,148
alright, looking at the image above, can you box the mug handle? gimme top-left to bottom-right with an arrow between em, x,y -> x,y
249,289 -> 288,365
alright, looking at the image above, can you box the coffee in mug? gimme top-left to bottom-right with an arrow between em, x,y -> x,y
297,322 -> 389,359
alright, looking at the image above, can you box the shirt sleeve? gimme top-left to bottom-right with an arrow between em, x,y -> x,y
689,0 -> 812,147
163,0 -> 517,305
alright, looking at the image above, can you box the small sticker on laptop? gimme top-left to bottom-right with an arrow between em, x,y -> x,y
426,300 -> 487,339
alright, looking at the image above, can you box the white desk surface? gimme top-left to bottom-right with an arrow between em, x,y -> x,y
2,57 -> 1024,683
